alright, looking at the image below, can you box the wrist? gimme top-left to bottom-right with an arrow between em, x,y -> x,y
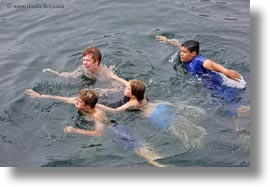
41,94 -> 50,99
168,39 -> 177,43
223,68 -> 229,74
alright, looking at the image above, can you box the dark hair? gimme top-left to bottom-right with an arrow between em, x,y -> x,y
82,47 -> 102,65
181,40 -> 200,55
77,89 -> 99,108
129,80 -> 146,102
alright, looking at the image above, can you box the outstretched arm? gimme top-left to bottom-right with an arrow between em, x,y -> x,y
64,118 -> 104,137
96,102 -> 133,114
42,68 -> 82,78
203,59 -> 242,82
155,36 -> 182,48
107,72 -> 129,87
25,89 -> 76,104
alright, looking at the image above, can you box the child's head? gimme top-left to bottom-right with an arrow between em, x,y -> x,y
125,79 -> 146,102
180,40 -> 200,62
82,47 -> 102,65
75,89 -> 99,111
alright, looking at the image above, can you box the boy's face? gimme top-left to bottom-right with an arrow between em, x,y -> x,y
82,54 -> 99,73
180,46 -> 196,63
75,97 -> 88,111
124,82 -> 132,98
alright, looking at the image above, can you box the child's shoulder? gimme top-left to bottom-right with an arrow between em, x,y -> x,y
101,65 -> 114,73
94,108 -> 107,122
189,55 -> 208,68
195,55 -> 207,62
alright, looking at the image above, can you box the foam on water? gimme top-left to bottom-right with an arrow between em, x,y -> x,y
218,72 -> 247,89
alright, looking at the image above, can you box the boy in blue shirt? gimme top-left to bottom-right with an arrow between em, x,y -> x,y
156,36 -> 246,89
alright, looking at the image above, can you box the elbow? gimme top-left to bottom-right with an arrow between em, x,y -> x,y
113,109 -> 122,114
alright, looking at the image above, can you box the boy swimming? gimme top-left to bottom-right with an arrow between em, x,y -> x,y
25,88 -> 166,167
155,36 -> 246,89
42,47 -> 123,95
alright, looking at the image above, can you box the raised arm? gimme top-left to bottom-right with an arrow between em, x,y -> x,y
42,68 -> 82,78
203,59 -> 242,82
25,89 -> 76,104
155,36 -> 182,48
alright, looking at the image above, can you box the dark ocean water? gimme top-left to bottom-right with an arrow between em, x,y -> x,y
0,0 -> 250,167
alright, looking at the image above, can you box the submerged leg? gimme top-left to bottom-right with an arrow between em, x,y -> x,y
135,146 -> 166,167
169,117 -> 206,148
236,105 -> 250,118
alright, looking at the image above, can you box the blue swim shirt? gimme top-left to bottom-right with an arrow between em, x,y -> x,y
184,55 -> 209,75
182,55 -> 244,102
150,104 -> 176,130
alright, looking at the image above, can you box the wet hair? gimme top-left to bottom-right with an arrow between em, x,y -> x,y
181,40 -> 200,55
82,47 -> 102,65
77,89 -> 99,108
129,79 -> 146,102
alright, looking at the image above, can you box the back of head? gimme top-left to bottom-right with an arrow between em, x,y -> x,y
82,47 -> 102,65
130,80 -> 146,102
78,89 -> 99,108
181,40 -> 200,55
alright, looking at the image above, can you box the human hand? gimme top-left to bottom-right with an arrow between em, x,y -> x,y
155,35 -> 168,42
64,126 -> 77,134
25,89 -> 41,98
225,70 -> 242,82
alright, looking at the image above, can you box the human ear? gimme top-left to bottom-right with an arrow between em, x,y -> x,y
191,51 -> 197,57
94,60 -> 100,66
